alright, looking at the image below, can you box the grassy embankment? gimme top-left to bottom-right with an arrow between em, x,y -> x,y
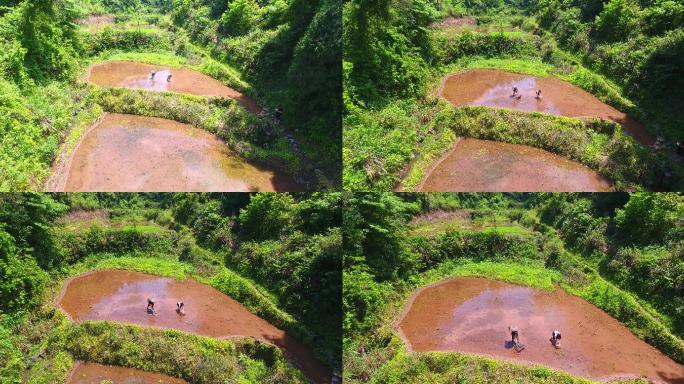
2,211 -> 328,383
344,211 -> 682,384
344,15 -> 683,191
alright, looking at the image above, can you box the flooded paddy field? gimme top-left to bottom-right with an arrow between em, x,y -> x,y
419,138 -> 613,192
57,269 -> 330,384
54,113 -> 299,192
398,277 -> 684,383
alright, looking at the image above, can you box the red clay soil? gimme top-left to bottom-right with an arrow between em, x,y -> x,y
441,69 -> 655,146
397,277 -> 684,384
419,138 -> 613,192
56,113 -> 300,192
76,15 -> 115,31
87,61 -> 261,114
57,270 -> 331,384
66,361 -> 187,384
431,16 -> 477,29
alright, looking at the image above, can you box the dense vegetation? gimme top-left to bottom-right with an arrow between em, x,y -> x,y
0,192 -> 342,383
343,0 -> 684,190
0,0 -> 340,190
343,192 -> 683,383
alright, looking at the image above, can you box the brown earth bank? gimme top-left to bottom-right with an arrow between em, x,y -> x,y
418,138 -> 613,192
56,269 -> 331,384
440,69 -> 654,146
52,113 -> 300,192
76,15 -> 115,31
66,361 -> 187,384
398,277 -> 684,384
87,61 -> 261,114
431,16 -> 477,29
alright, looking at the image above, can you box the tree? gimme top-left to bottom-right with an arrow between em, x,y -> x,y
614,193 -> 684,246
594,0 -> 640,42
219,0 -> 260,36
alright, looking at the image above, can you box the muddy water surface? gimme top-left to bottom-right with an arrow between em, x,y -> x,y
57,270 -> 330,384
58,113 -> 298,192
441,69 -> 654,145
398,277 -> 684,383
67,362 -> 186,384
88,61 -> 260,113
419,138 -> 613,192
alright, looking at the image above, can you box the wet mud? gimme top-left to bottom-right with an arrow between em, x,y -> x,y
441,69 -> 654,145
66,362 -> 186,384
57,270 -> 330,384
87,61 -> 261,113
419,138 -> 613,192
398,277 -> 684,384
57,113 -> 299,192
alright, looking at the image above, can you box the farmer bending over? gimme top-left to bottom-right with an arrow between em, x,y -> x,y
167,74 -> 173,82
150,71 -> 156,80
536,89 -> 542,99
509,326 -> 519,344
551,330 -> 562,348
512,87 -> 518,96
147,298 -> 155,312
176,301 -> 185,314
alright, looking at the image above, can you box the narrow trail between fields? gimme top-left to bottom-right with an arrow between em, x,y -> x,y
57,269 -> 331,384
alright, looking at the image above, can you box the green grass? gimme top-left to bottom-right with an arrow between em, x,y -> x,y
446,57 -> 555,77
409,218 -> 529,237
413,260 -> 562,291
371,347 -> 646,384
30,320 -> 306,384
87,87 -> 304,179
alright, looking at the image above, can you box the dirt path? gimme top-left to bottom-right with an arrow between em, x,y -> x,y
87,61 -> 261,114
52,113 -> 299,192
66,361 -> 187,384
57,270 -> 330,384
419,138 -> 613,192
440,69 -> 654,146
397,277 -> 684,384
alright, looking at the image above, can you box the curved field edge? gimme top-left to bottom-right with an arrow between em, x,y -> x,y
344,259 -> 684,383
19,255 -> 326,383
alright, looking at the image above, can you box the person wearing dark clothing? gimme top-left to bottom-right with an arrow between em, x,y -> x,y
551,330 -> 562,347
147,298 -> 155,312
509,326 -> 519,343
